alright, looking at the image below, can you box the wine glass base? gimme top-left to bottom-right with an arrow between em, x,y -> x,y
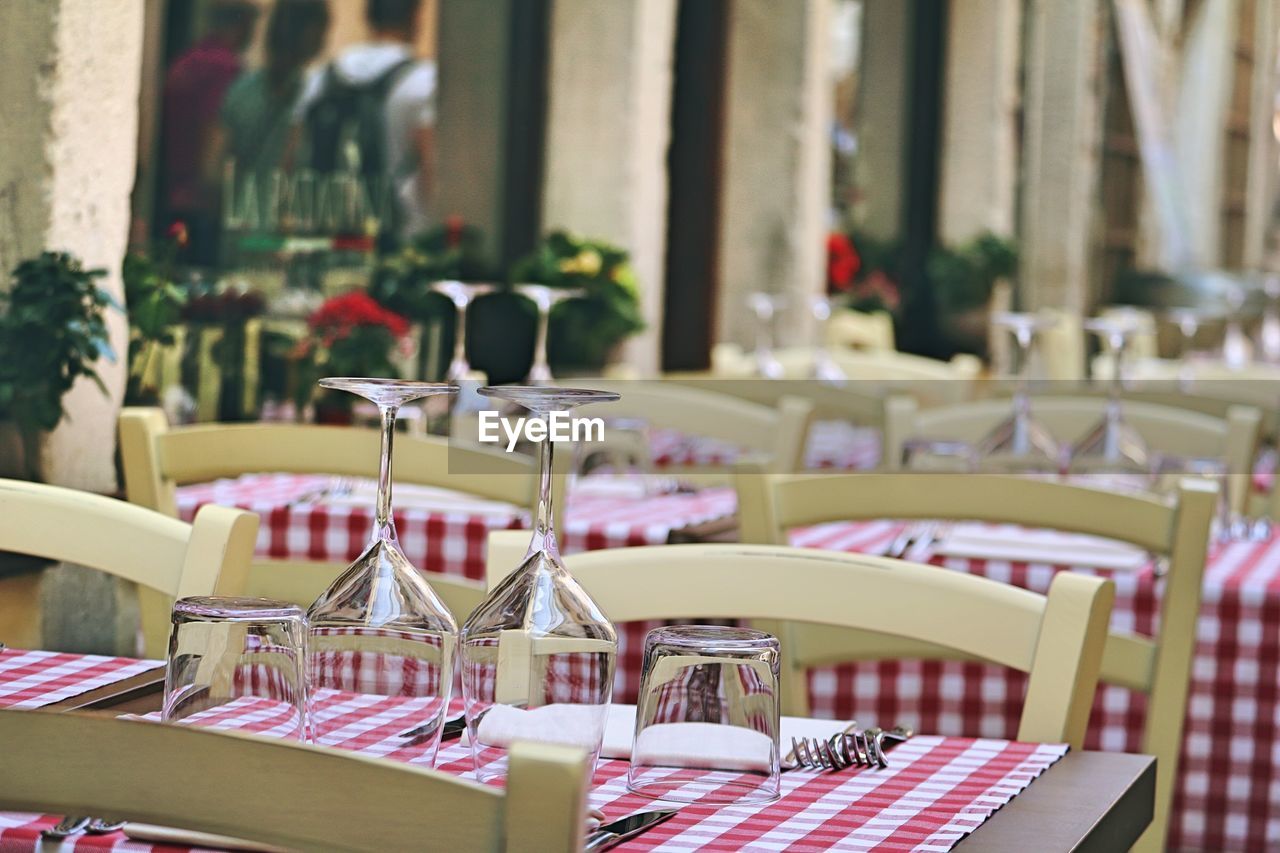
1067,417 -> 1151,473
975,413 -> 1063,471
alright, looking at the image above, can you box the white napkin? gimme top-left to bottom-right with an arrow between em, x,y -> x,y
934,522 -> 1149,570
321,481 -> 520,518
467,704 -> 852,769
122,823 -> 287,853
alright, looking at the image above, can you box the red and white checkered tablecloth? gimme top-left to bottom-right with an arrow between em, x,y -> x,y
174,474 -> 738,710
0,649 -> 161,710
0,666 -> 1069,852
648,421 -> 882,472
788,519 -> 1280,853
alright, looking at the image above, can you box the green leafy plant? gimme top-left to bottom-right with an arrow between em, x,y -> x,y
927,232 -> 1017,313
510,231 -> 644,370
0,251 -> 118,479
122,246 -> 187,404
369,217 -> 494,320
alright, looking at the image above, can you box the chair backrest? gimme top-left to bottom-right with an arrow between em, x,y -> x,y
119,407 -> 547,518
564,379 -> 815,476
0,710 -> 589,853
485,533 -> 1114,749
0,479 -> 258,657
895,395 -> 1259,511
736,470 -> 1216,853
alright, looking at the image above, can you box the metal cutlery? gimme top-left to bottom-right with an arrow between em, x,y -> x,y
41,815 -> 92,839
887,522 -> 945,560
787,725 -> 913,772
396,713 -> 467,747
584,809 -> 677,850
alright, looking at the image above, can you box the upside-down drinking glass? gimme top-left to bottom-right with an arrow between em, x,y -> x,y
515,284 -> 583,383
975,312 -> 1062,472
809,295 -> 846,383
306,379 -> 460,766
747,293 -> 786,379
460,385 -> 620,782
628,625 -> 782,805
163,597 -> 309,741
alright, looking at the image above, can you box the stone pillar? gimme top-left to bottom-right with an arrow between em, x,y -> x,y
1018,0 -> 1104,313
435,0 -> 513,257
716,0 -> 832,349
0,0 -> 142,492
540,0 -> 677,373
1243,0 -> 1279,268
938,0 -> 1022,244
851,0 -> 910,242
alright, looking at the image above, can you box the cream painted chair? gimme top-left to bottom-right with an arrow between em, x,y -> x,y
0,479 -> 257,658
485,533 -> 1114,750
667,377 -> 918,472
887,395 -> 1260,514
825,309 -> 896,352
562,379 -> 815,482
118,407 -> 549,620
0,710 -> 589,853
736,471 -> 1217,853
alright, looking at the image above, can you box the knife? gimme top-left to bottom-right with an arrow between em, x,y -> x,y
583,809 -> 678,851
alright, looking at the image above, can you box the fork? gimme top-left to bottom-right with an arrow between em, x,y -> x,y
787,725 -> 913,772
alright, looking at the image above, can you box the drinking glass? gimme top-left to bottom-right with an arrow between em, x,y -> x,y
747,293 -> 786,379
1221,282 -> 1252,368
460,385 -> 620,783
306,379 -> 460,766
977,312 -> 1062,471
515,284 -> 583,382
1261,275 -> 1280,364
1070,316 -> 1151,473
1165,307 -> 1205,390
163,597 -> 308,741
430,281 -> 494,382
809,295 -> 846,383
628,625 -> 781,805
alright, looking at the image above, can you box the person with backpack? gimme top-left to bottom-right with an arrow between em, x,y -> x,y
293,0 -> 436,246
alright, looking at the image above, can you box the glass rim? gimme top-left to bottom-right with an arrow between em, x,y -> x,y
645,624 -> 777,651
173,596 -> 307,622
478,385 -> 621,408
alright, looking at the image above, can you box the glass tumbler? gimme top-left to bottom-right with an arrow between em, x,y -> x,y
163,597 -> 309,741
628,626 -> 781,805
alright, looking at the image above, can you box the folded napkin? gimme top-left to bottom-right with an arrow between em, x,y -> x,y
570,476 -> 680,500
467,704 -> 851,769
934,522 -> 1149,570
123,823 -> 287,853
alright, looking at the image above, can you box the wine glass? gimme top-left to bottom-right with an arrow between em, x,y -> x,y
1260,275 -> 1280,364
460,385 -> 620,783
1069,317 -> 1151,474
1222,282 -> 1253,368
306,378 -> 460,766
430,281 -> 493,382
747,293 -> 786,379
809,296 -> 845,383
976,312 -> 1061,471
1165,307 -> 1205,390
515,284 -> 584,383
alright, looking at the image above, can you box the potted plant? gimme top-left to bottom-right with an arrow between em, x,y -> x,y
123,225 -> 188,406
927,232 -> 1017,354
296,290 -> 412,422
0,252 -> 118,480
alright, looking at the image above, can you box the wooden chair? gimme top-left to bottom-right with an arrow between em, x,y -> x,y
666,378 -> 918,472
561,379 -> 815,482
485,533 -> 1114,750
0,709 -> 589,853
118,408 -> 547,619
888,395 -> 1260,513
0,479 -> 257,658
736,471 -> 1217,853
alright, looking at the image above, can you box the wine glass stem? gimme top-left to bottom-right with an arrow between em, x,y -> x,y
453,303 -> 469,373
529,431 -> 559,556
375,404 -> 398,541
533,308 -> 551,375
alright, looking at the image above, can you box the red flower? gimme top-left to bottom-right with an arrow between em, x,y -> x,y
827,233 -> 860,293
167,220 -> 190,249
309,291 -> 410,347
444,215 -> 465,249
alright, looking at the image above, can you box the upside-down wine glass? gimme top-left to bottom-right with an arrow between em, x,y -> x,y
460,385 -> 620,782
976,312 -> 1062,471
747,293 -> 786,379
809,295 -> 846,383
1222,282 -> 1253,369
1069,316 -> 1151,473
1260,275 -> 1280,364
516,284 -> 584,383
1165,307 -> 1205,391
306,378 -> 460,766
431,281 -> 493,382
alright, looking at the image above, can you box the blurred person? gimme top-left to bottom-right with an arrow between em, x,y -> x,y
211,0 -> 331,222
294,0 -> 436,244
161,0 -> 260,265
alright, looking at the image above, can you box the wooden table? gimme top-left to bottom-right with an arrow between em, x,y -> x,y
959,751 -> 1155,851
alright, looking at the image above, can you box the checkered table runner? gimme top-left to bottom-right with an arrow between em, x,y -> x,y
0,649 -> 161,710
788,518 -> 1280,853
0,679 -> 1068,852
